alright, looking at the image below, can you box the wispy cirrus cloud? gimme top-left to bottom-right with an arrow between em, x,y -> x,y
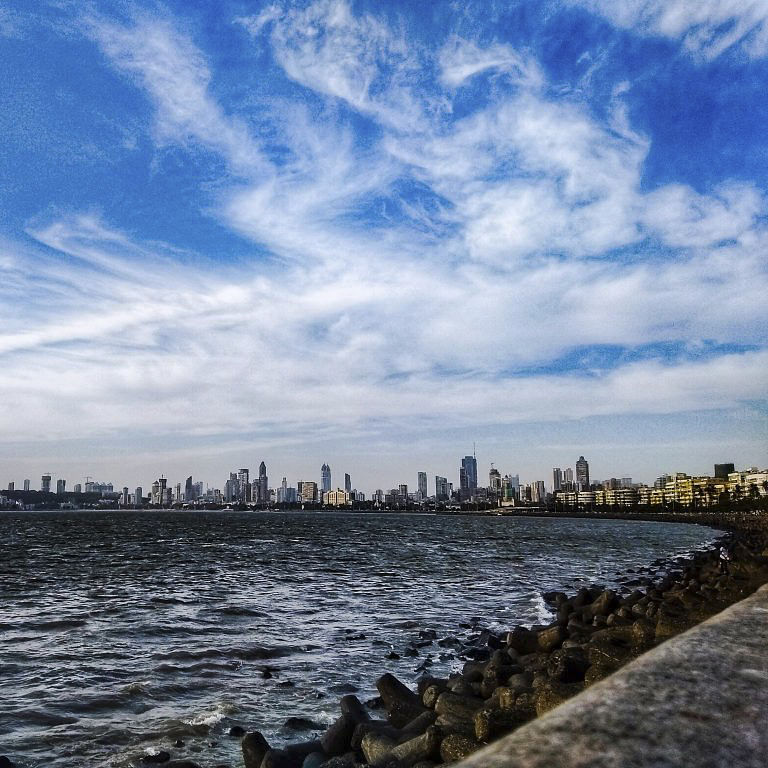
1,0 -> 767,486
573,0 -> 768,60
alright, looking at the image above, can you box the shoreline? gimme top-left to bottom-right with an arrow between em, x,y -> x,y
2,512 -> 765,768
234,511 -> 768,768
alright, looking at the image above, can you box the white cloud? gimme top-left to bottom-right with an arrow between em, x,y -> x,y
574,0 -> 768,60
438,36 -> 543,89
87,13 -> 266,175
237,0 -> 427,133
4,3 -> 767,485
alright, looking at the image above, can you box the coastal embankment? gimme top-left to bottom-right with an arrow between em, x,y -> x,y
232,511 -> 768,768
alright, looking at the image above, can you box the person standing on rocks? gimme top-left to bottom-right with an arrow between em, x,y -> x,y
719,545 -> 731,574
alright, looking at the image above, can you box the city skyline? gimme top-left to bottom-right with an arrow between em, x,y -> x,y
3,452 -> 763,502
1,1 -> 767,480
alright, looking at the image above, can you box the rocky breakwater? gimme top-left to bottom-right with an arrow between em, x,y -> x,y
226,515 -> 768,768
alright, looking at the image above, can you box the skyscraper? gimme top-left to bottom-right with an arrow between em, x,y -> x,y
435,476 -> 449,501
23,479 -> 30,491
576,456 -> 590,490
714,463 -> 735,479
344,473 -> 352,493
258,461 -> 268,503
417,471 -> 427,499
135,487 -> 143,506
321,463 -> 332,493
552,468 -> 563,492
237,468 -> 250,502
185,475 -> 194,501
489,466 -> 502,494
7,481 -> 14,492
56,478 -> 66,494
461,455 -> 478,493
41,474 -> 51,493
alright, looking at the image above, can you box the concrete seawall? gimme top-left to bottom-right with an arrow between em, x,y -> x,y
457,584 -> 768,768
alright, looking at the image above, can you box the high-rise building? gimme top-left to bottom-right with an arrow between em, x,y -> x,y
175,482 -> 182,501
563,468 -> 574,485
489,466 -> 502,495
534,480 -> 546,503
73,483 -> 82,493
135,487 -> 143,506
41,474 -> 51,493
501,474 -> 519,501
321,463 -> 332,493
298,480 -> 317,503
237,468 -> 250,502
122,487 -> 129,505
417,472 -> 428,499
7,481 -> 14,492
56,479 -> 66,494
23,479 -> 30,491
714,463 -> 735,479
185,475 -> 194,501
398,484 -> 408,501
258,462 -> 268,503
576,456 -> 590,489
435,476 -> 449,501
461,455 -> 478,493
552,468 -> 563,492
344,473 -> 352,493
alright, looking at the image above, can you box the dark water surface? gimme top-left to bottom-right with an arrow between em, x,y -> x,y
0,511 -> 717,767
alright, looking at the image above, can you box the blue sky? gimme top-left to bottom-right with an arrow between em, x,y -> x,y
1,0 -> 767,492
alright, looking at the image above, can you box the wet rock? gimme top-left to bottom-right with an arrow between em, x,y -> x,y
474,702 -> 529,743
590,589 -> 619,618
389,725 -> 441,766
546,646 -> 590,683
165,762 -> 203,768
321,714 -> 356,756
284,718 -> 324,732
439,733 -> 481,762
542,590 -> 568,606
537,625 -> 566,653
506,671 -> 533,694
340,695 -> 371,725
631,619 -> 656,651
229,725 -> 246,737
434,692 -> 485,722
350,720 -> 400,753
461,660 -> 486,683
173,740 -> 185,748
360,729 -> 398,765
263,742 -> 324,768
401,709 -> 437,736
319,756 -> 356,768
419,629 -> 437,641
506,627 -> 538,655
141,752 -> 171,764
533,679 -> 584,716
301,753 -> 325,768
0,760 -> 17,768
242,731 -> 271,768
385,651 -> 400,660
376,673 -> 425,727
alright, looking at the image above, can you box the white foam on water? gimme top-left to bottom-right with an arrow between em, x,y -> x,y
531,593 -> 554,625
184,700 -> 238,727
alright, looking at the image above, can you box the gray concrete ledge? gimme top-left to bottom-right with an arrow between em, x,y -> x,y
457,584 -> 768,768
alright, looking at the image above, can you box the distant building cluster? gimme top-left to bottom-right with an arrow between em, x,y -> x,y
1,456 -> 766,512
